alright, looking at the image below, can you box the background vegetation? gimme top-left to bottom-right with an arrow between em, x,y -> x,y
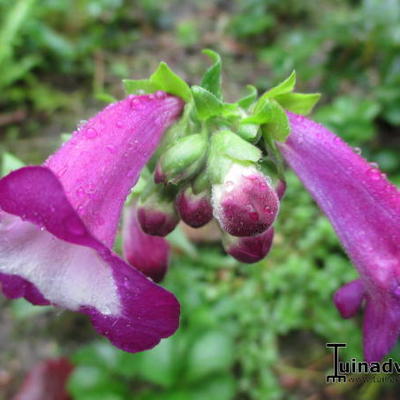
0,0 -> 399,399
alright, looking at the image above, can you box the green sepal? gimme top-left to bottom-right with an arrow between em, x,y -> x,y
244,98 -> 290,141
192,169 -> 210,194
150,62 -> 192,102
274,92 -> 321,115
236,122 -> 260,142
2,152 -> 25,176
160,134 -> 208,184
237,85 -> 258,109
200,49 -> 222,100
123,79 -> 160,95
192,86 -> 238,121
207,130 -> 261,184
214,130 -> 262,162
259,70 -> 296,100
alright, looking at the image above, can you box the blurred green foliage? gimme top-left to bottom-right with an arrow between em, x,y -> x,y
1,0 -> 400,399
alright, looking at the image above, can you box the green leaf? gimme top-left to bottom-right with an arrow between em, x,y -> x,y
260,70 -> 296,100
2,152 -> 25,176
200,49 -> 222,100
275,92 -> 321,115
150,62 -> 192,101
123,79 -> 160,95
192,85 -> 224,120
186,331 -> 235,382
139,338 -> 177,388
237,85 -> 258,108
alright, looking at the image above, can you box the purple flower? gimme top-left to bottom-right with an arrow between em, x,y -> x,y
123,205 -> 170,283
223,228 -> 274,263
278,112 -> 400,362
212,164 -> 280,237
176,187 -> 213,228
0,92 -> 183,353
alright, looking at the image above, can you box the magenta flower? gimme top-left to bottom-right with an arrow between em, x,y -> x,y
0,92 -> 183,352
278,112 -> 400,362
123,204 -> 170,283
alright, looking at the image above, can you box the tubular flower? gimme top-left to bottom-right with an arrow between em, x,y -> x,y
278,112 -> 400,362
0,92 -> 183,352
123,205 -> 170,283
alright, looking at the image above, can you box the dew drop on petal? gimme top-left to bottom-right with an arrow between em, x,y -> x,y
367,167 -> 381,181
353,147 -> 362,155
85,127 -> 98,139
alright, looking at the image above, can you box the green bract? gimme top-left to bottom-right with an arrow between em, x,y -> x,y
125,50 -> 320,209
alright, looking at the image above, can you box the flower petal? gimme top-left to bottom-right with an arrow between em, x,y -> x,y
123,205 -> 170,283
0,166 -> 179,352
45,93 -> 183,247
333,279 -> 365,319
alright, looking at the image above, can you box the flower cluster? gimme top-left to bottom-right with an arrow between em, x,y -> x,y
1,50 -> 399,362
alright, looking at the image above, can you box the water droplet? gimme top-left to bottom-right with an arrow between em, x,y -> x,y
77,120 -> 87,130
130,97 -> 140,109
154,90 -> 166,99
106,145 -> 116,153
85,127 -> 98,139
367,167 -> 381,181
353,147 -> 362,155
369,162 -> 379,168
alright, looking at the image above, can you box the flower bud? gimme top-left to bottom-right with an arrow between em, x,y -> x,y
223,228 -> 274,263
212,164 -> 279,237
156,134 -> 207,184
123,206 -> 170,283
176,187 -> 213,228
137,190 -> 179,236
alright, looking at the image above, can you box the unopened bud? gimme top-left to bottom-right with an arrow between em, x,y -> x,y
212,164 -> 279,237
156,134 -> 207,184
123,206 -> 170,282
223,228 -> 274,263
137,190 -> 179,236
176,187 -> 213,228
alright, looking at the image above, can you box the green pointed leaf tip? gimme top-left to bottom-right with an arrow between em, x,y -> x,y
237,85 -> 258,109
200,49 -> 222,100
150,62 -> 192,102
260,70 -> 296,100
275,92 -> 321,115
192,85 -> 224,120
